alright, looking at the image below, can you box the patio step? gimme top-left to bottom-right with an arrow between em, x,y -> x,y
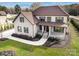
42,32 -> 48,39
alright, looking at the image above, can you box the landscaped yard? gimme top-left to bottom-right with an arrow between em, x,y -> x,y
0,23 -> 79,56
0,23 -> 14,32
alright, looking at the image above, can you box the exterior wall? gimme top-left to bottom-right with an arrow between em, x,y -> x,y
0,16 -> 7,24
14,14 -> 68,39
14,14 -> 34,37
37,16 -> 68,40
49,26 -> 66,40
36,16 -> 68,23
37,25 -> 66,40
33,24 -> 38,37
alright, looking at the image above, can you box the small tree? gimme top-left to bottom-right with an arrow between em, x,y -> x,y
30,2 -> 42,11
0,26 -> 3,38
15,4 -> 21,14
67,8 -> 78,16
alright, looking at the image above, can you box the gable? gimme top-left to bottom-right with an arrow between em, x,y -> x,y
13,12 -> 33,25
13,12 -> 38,25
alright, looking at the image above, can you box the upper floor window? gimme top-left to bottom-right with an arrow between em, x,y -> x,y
56,17 -> 64,23
24,27 -> 29,33
47,17 -> 51,22
39,16 -> 45,22
20,17 -> 24,23
17,26 -> 22,32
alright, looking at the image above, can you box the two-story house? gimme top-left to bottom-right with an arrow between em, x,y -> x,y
13,6 -> 69,40
0,11 -> 7,24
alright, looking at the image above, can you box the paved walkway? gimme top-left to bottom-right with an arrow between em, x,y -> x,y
69,16 -> 79,20
7,32 -> 48,46
0,29 -> 48,46
0,29 -> 14,38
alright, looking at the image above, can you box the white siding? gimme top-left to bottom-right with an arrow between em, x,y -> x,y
49,26 -> 66,40
14,14 -> 34,37
0,16 -> 7,24
36,16 -> 68,23
33,24 -> 38,37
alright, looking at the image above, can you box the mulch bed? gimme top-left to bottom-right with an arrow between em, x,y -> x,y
43,37 -> 60,47
12,33 -> 42,41
43,34 -> 70,48
0,38 -> 8,41
0,50 -> 16,56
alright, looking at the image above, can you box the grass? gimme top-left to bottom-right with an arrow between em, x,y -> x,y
0,23 -> 79,56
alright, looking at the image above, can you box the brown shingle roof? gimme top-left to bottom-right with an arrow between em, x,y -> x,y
38,21 -> 65,27
33,6 -> 69,16
0,11 -> 6,16
21,12 -> 38,24
13,12 -> 38,24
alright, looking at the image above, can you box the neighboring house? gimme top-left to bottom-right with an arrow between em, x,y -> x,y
13,6 -> 69,40
0,11 -> 7,24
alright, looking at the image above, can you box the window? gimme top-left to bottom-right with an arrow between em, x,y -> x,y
24,27 -> 29,33
20,17 -> 24,22
56,17 -> 64,23
39,16 -> 45,21
47,17 -> 51,22
39,25 -> 42,30
54,27 -> 64,32
17,26 -> 22,32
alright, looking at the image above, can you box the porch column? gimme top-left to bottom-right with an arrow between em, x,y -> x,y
49,26 -> 52,36
64,27 -> 67,34
63,27 -> 66,38
42,26 -> 44,33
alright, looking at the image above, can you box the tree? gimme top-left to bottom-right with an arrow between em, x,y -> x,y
15,4 -> 21,14
30,2 -> 42,11
67,8 -> 78,16
0,6 -> 7,11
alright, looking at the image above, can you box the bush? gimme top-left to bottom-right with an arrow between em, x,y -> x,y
34,34 -> 42,39
0,26 -> 3,32
48,37 -> 60,43
12,33 -> 33,40
9,24 -> 14,29
70,18 -> 79,31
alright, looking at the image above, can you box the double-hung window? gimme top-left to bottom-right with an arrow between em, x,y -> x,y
47,17 -> 51,22
24,27 -> 29,33
17,26 -> 22,32
39,16 -> 45,22
56,17 -> 64,23
20,17 -> 24,23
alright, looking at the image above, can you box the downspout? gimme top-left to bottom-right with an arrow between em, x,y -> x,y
32,24 -> 34,38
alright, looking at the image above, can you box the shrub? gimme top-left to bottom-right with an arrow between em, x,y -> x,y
48,37 -> 60,43
7,24 -> 9,29
34,34 -> 42,39
0,26 -> 3,32
70,18 -> 79,31
12,33 -> 33,40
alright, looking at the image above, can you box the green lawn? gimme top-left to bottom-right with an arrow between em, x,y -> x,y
0,23 -> 79,56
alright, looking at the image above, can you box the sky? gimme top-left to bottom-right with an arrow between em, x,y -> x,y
0,2 -> 79,8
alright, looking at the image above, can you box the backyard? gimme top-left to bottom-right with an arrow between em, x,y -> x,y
0,23 -> 14,32
0,23 -> 79,56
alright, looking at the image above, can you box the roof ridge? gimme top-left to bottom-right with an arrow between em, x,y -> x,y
58,6 -> 69,16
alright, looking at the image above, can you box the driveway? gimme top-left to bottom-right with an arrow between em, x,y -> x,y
0,29 -> 48,46
0,29 -> 14,38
